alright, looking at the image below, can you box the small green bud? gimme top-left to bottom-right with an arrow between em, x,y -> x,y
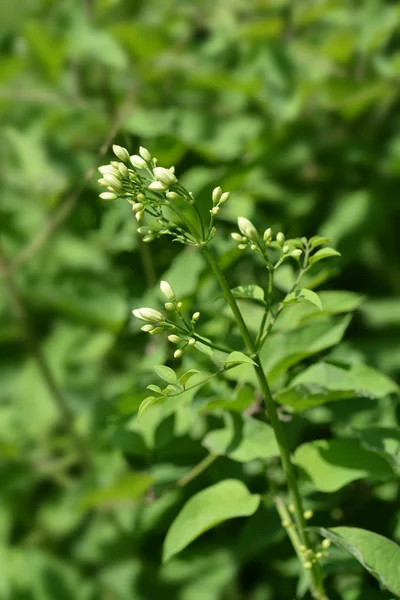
164,302 -> 175,311
276,232 -> 285,246
141,324 -> 154,332
168,335 -> 181,343
148,180 -> 168,192
143,236 -> 154,243
263,228 -> 272,242
139,146 -> 152,162
160,280 -> 175,300
99,192 -> 117,200
177,301 -> 183,309
315,552 -> 323,559
282,245 -> 290,254
281,520 -> 291,528
220,191 -> 230,203
321,539 -> 331,550
174,349 -> 183,359
210,206 -> 220,215
250,244 -> 257,251
137,193 -> 145,201
132,203 -> 144,212
166,191 -> 180,200
291,249 -> 302,258
231,233 -> 245,242
188,338 -> 196,346
153,166 -> 177,186
238,244 -> 247,250
237,217 -> 258,242
113,145 -> 130,162
130,155 -> 147,169
137,227 -> 153,236
212,186 -> 222,204
303,510 -> 313,520
192,312 -> 200,321
135,210 -> 144,222
149,326 -> 163,334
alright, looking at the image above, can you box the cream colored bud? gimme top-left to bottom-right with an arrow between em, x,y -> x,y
177,301 -> 183,309
192,312 -> 200,321
276,232 -> 285,246
103,173 -> 121,189
212,186 -> 222,204
188,338 -> 196,346
304,562 -> 312,570
250,244 -> 257,251
220,192 -> 230,203
304,510 -> 313,520
113,145 -> 130,162
132,308 -> 164,322
174,349 -> 183,359
133,203 -> 144,213
99,192 -> 117,200
98,178 -> 107,186
139,146 -> 152,162
149,326 -> 163,334
118,163 -> 129,177
168,335 -> 181,343
263,228 -> 272,242
164,302 -> 175,311
282,245 -> 290,254
210,206 -> 220,215
166,191 -> 180,200
237,217 -> 258,242
160,280 -> 175,300
137,226 -> 152,235
135,210 -> 144,221
148,180 -> 168,192
143,236 -> 154,243
98,165 -> 118,176
130,155 -> 147,169
141,324 -> 154,332
238,244 -> 247,250
137,193 -> 145,201
291,249 -> 302,258
321,539 -> 331,550
231,233 -> 245,242
153,166 -> 177,186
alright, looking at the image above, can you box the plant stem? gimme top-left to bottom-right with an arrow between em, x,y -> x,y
177,454 -> 218,487
200,244 -> 325,599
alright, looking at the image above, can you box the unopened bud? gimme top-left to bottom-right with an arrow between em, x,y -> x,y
192,312 -> 200,321
98,165 -> 118,176
160,280 -> 175,300
139,146 -> 152,162
282,245 -> 290,254
103,173 -> 121,190
263,228 -> 272,242
141,324 -> 154,332
250,244 -> 257,251
276,232 -> 285,246
148,180 -> 168,192
130,155 -> 148,169
237,217 -> 258,242
137,227 -> 153,236
212,186 -> 222,204
168,335 -> 181,343
113,145 -> 130,162
304,562 -> 312,570
143,236 -> 154,243
149,326 -> 163,334
137,193 -> 145,201
291,249 -> 302,258
210,206 -> 220,215
174,349 -> 183,359
231,233 -> 245,242
98,178 -> 107,186
99,192 -> 117,200
118,163 -> 129,177
153,166 -> 177,186
164,302 -> 175,311
188,338 -> 196,346
132,203 -> 143,213
166,191 -> 180,200
220,191 -> 230,203
304,510 -> 313,520
238,244 -> 247,250
321,539 -> 331,550
132,308 -> 164,322
177,301 -> 182,309
135,210 -> 144,221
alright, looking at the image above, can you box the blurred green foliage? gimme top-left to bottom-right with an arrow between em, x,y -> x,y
1,0 -> 400,598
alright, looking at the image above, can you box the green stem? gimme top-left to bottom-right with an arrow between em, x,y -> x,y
256,266 -> 274,348
177,454 -> 218,487
200,244 -> 325,599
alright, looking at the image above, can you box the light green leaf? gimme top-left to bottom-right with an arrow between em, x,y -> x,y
316,527 -> 400,595
284,288 -> 323,311
193,340 -> 214,357
137,396 -> 164,421
230,285 -> 265,305
163,479 -> 260,562
81,473 -> 153,508
146,384 -> 162,394
200,386 -> 255,413
309,247 -> 341,266
153,365 -> 177,384
203,413 -> 279,462
294,438 -> 394,492
179,369 -> 200,388
309,236 -> 330,250
225,351 -> 257,366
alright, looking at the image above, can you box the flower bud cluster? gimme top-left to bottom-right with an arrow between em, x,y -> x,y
210,186 -> 230,216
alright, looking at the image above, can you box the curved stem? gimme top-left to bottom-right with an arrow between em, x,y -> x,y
200,244 -> 326,599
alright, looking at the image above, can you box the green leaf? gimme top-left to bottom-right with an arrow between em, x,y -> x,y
357,427 -> 400,471
294,438 -> 394,492
276,362 -> 399,411
230,285 -> 265,305
146,384 -> 162,394
309,247 -> 341,266
316,527 -> 400,595
153,365 -> 177,384
225,351 -> 257,366
137,396 -> 164,421
309,236 -> 331,250
284,288 -> 323,311
163,479 -> 261,562
179,369 -> 200,388
81,473 -> 153,508
200,386 -> 255,413
203,413 -> 279,462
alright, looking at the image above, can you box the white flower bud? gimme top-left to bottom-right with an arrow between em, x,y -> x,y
168,335 -> 181,343
210,206 -> 220,215
188,338 -> 196,346
153,166 -> 177,186
103,173 -> 121,190
143,236 -> 154,243
98,165 -> 118,176
291,249 -> 302,258
149,326 -> 163,334
177,301 -> 182,309
132,203 -> 144,213
99,192 -> 117,200
164,302 -> 175,311
139,146 -> 152,162
141,324 -> 154,332
113,145 -> 130,162
174,349 -> 183,359
220,192 -> 230,203
192,312 -> 200,321
130,155 -> 148,169
137,226 -> 153,235
321,539 -> 331,549
135,210 -> 144,221
166,191 -> 180,200
148,181 -> 168,192
250,244 -> 257,251
231,233 -> 245,243
237,217 -> 258,242
118,163 -> 129,177
98,178 -> 107,186
132,308 -> 164,322
137,193 -> 145,201
283,245 -> 290,254
160,280 -> 175,300
238,244 -> 247,250
263,228 -> 272,242
212,186 -> 222,204
276,232 -> 285,246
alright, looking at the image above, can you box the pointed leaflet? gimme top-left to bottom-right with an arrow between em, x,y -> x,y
163,479 -> 260,562
316,527 -> 400,596
137,396 -> 164,421
283,288 -> 323,311
225,351 -> 257,366
153,365 -> 177,384
309,247 -> 341,266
